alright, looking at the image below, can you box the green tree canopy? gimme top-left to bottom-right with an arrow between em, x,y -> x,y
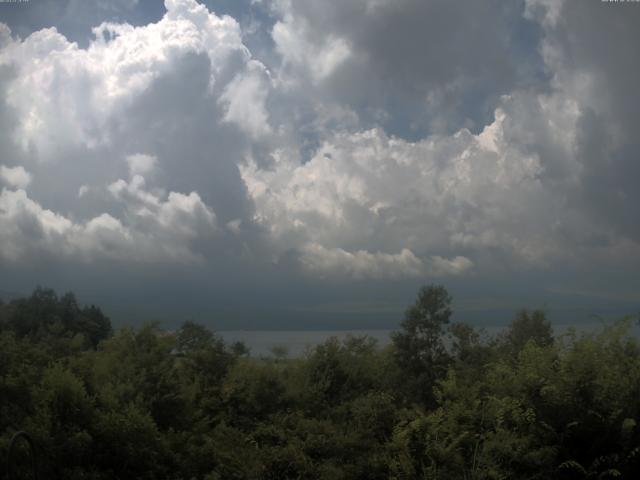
391,284 -> 452,406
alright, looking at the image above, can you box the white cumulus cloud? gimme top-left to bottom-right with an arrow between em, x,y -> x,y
0,177 -> 218,264
0,165 -> 32,189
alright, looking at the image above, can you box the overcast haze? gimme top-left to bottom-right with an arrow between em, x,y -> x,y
1,0 -> 639,329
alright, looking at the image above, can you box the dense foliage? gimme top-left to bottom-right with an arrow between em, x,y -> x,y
1,286 -> 639,479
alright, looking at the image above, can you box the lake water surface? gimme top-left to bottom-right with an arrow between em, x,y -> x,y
220,322 -> 639,357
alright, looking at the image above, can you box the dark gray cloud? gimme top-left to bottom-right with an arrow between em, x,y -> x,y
269,0 -> 547,138
513,0 -> 640,241
555,1 -> 640,241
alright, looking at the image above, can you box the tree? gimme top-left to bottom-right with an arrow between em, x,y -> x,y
176,320 -> 215,354
7,287 -> 59,339
79,304 -> 112,348
392,285 -> 452,406
1,288 -> 111,349
503,309 -> 553,354
448,322 -> 495,384
222,360 -> 288,425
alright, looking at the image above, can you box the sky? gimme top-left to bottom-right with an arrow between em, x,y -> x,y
0,0 -> 639,330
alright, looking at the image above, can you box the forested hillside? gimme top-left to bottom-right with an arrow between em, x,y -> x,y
1,286 -> 639,479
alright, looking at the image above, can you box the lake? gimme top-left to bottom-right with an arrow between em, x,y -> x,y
219,321 -> 639,357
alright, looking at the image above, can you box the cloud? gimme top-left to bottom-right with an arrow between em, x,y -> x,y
524,0 -> 565,27
299,244 -> 425,280
0,0 -> 565,282
242,113 -> 553,271
0,23 -> 10,48
431,256 -> 474,276
0,0 -> 152,48
271,8 -> 351,82
0,0 -> 267,259
107,173 -> 217,241
77,185 -> 89,198
500,0 -> 640,247
242,74 -> 640,278
219,59 -> 272,138
126,153 -> 157,176
0,172 -> 218,264
0,165 -> 32,189
298,243 -> 473,280
0,0 -> 256,159
267,0 -> 546,137
0,0 -> 639,314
